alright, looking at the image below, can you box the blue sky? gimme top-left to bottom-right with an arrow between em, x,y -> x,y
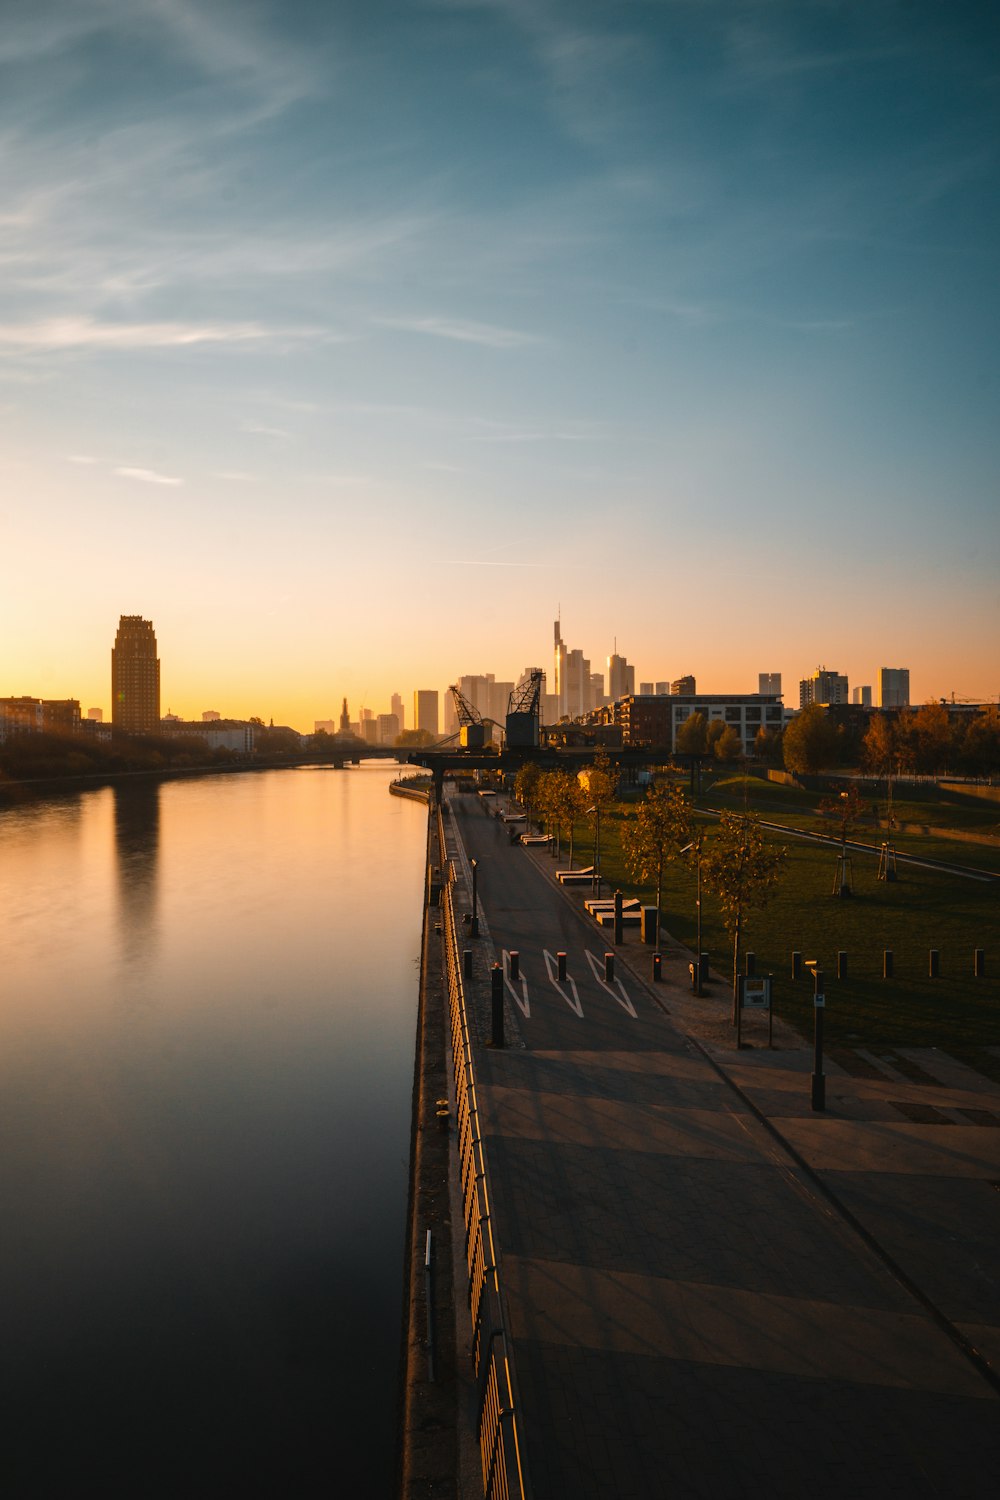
2,0 -> 998,724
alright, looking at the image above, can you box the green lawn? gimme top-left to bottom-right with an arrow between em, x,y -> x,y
566,800 -> 999,1058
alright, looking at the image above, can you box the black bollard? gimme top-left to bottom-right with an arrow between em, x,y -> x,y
745,951 -> 756,978
491,964 -> 504,1048
975,949 -> 985,978
614,890 -> 623,946
792,951 -> 802,980
509,951 -> 519,981
604,952 -> 615,983
652,951 -> 662,982
557,951 -> 567,982
463,949 -> 472,979
929,949 -> 939,978
837,951 -> 847,981
883,949 -> 893,979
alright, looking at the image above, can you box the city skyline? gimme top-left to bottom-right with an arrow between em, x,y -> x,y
2,2 -> 998,723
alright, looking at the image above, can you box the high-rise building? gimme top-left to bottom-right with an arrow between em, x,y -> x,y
639,682 -> 654,697
655,681 -> 670,696
671,675 -> 696,696
852,686 -> 872,708
758,673 -> 781,698
878,668 -> 910,709
377,713 -> 399,744
111,615 -> 160,734
799,666 -> 848,709
202,710 -> 221,721
607,652 -> 635,702
87,707 -> 103,722
414,689 -> 439,737
390,692 -> 404,733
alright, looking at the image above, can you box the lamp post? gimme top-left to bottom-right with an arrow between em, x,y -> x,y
680,834 -> 704,996
471,858 -> 479,937
586,804 -> 601,895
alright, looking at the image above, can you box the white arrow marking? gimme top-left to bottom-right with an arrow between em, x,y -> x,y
501,950 -> 530,1018
585,950 -> 638,1017
543,949 -> 584,1017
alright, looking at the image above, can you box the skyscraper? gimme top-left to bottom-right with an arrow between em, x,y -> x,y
413,690 -> 439,737
111,615 -> 160,734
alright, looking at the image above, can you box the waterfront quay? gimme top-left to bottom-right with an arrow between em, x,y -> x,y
402,786 -> 1000,1499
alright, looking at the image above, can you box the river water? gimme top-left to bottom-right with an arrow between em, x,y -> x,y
0,763 -> 427,1496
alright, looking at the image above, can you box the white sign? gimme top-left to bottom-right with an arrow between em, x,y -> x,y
742,978 -> 771,1009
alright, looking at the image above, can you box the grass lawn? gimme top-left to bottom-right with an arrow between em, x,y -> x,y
566,798 -> 999,1063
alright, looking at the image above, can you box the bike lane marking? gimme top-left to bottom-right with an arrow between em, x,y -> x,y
543,949 -> 584,1018
501,950 -> 531,1018
585,949 -> 638,1017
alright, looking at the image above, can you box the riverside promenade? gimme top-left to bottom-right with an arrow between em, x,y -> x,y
442,789 -> 1000,1499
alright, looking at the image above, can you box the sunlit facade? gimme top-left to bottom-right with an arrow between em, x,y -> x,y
111,615 -> 160,734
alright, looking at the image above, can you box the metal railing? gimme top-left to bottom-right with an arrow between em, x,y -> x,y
441,844 -> 529,1500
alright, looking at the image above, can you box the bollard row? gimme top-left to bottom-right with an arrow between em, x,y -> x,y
789,948 -> 986,978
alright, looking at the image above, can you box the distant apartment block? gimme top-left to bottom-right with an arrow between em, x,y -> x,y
414,689 -> 440,738
639,681 -> 654,697
377,713 -> 400,744
758,672 -> 781,698
87,707 -> 103,722
671,676 -> 696,696
879,668 -> 910,709
159,718 -> 255,753
202,710 -> 221,722
852,686 -> 873,708
0,696 -> 82,742
112,614 -> 160,734
799,666 -> 848,709
589,692 -> 783,756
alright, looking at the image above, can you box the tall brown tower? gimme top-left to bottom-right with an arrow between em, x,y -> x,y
111,615 -> 160,734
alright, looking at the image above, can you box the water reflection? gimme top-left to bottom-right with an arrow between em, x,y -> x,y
113,780 -> 160,962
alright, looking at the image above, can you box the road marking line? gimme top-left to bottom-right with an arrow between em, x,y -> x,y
502,950 -> 530,1018
585,950 -> 638,1017
543,949 -> 584,1017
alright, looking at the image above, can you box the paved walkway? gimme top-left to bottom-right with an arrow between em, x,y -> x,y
446,792 -> 1000,1499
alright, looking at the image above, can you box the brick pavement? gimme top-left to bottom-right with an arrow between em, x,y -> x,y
447,793 -> 1000,1499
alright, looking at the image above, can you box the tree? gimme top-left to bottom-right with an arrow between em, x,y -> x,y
817,784 -> 867,895
913,701 -> 954,774
714,724 -> 742,762
675,712 -> 708,756
623,783 -> 692,943
395,728 -> 434,748
782,704 -> 839,775
705,719 -> 727,755
754,726 -> 782,764
862,713 -> 894,777
702,812 -> 786,1013
579,751 -> 616,886
514,761 -> 541,827
960,706 -> 1000,776
540,769 -> 585,863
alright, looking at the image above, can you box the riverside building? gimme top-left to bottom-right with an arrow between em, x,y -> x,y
111,615 -> 160,734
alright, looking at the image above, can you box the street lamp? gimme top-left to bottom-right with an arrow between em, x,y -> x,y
680,835 -> 704,996
586,804 -> 602,895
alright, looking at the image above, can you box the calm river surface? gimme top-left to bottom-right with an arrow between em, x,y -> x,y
0,763 -> 426,1496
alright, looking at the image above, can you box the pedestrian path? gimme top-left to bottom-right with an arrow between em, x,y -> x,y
447,792 -> 1000,1499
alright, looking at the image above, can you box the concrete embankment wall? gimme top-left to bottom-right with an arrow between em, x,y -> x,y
390,780 -> 432,805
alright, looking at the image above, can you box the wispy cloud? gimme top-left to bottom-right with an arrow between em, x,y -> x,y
0,317 -> 325,352
115,466 -> 182,487
374,314 -> 541,349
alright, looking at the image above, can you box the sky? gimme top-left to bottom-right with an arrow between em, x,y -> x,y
2,0 -> 998,729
